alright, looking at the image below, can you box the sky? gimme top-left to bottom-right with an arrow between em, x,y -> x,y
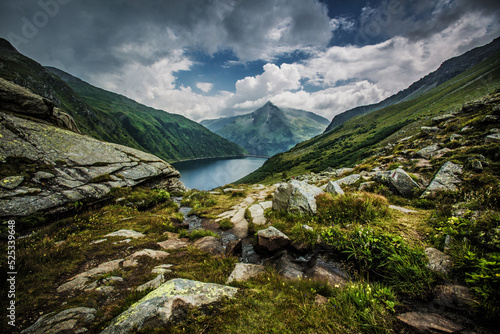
1,0 -> 500,122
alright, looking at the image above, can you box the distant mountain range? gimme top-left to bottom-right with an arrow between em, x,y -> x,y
201,101 -> 329,156
0,38 -> 246,162
241,37 -> 500,184
324,36 -> 500,133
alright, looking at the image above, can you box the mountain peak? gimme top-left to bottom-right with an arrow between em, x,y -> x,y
264,101 -> 276,107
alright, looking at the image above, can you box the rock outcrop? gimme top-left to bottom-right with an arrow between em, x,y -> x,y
100,278 -> 238,334
272,180 -> 324,215
421,162 -> 463,198
0,80 -> 185,219
21,307 -> 96,334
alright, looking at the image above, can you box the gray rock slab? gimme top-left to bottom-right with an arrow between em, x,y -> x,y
374,168 -> 421,197
127,249 -> 170,261
425,247 -> 452,274
104,229 -> 145,239
335,174 -> 361,186
397,312 -> 463,333
485,133 -> 500,143
417,143 -> 440,159
57,259 -> 124,293
157,239 -> 188,251
100,279 -> 238,334
226,263 -> 266,284
0,175 -> 24,189
137,274 -> 165,292
422,161 -> 463,198
21,307 -> 96,334
192,236 -> 224,256
325,181 -> 344,195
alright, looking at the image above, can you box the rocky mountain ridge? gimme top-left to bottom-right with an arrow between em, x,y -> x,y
324,36 -> 500,133
201,101 -> 329,156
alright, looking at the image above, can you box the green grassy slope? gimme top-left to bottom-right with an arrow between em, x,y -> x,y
47,67 -> 247,162
0,38 -> 246,162
239,52 -> 500,184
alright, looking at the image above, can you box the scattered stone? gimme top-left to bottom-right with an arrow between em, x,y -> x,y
223,188 -> 245,193
272,180 -> 324,215
57,259 -> 124,293
417,144 -> 441,159
127,249 -> 170,261
334,174 -> 361,186
397,312 -> 463,333
96,286 -> 115,295
114,238 -> 131,244
422,162 -> 463,198
421,126 -> 441,134
325,181 -> 344,196
91,239 -> 107,245
100,279 -> 238,334
157,239 -> 188,251
152,264 -> 174,275
389,205 -> 418,214
137,274 -> 165,292
305,265 -> 347,287
432,114 -> 455,122
192,236 -> 224,256
315,294 -> 329,305
104,276 -> 124,284
122,259 -> 139,268
21,307 -> 96,334
461,126 -> 472,132
469,159 -> 483,172
358,181 -> 375,192
104,229 -> 145,239
226,263 -> 266,284
490,128 -> 500,133
481,114 -> 499,123
257,226 -> 290,253
273,251 -> 304,280
485,133 -> 500,144
450,133 -> 464,141
374,168 -> 421,197
432,284 -> 476,311
0,176 -> 24,189
425,247 -> 452,274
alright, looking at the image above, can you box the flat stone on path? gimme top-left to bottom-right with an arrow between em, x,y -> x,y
157,239 -> 188,251
226,263 -> 266,284
397,312 -> 463,333
57,259 -> 124,293
126,249 -> 170,261
389,205 -> 418,214
248,201 -> 272,225
104,229 -> 145,239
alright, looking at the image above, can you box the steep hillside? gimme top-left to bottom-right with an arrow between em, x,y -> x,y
0,38 -> 246,162
240,51 -> 500,184
324,37 -> 500,133
201,101 -> 329,156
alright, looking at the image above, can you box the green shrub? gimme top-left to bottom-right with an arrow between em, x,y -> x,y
316,192 -> 389,226
466,253 -> 500,318
218,218 -> 233,230
178,229 -> 219,240
322,226 -> 434,297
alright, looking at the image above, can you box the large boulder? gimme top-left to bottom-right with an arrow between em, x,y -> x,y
325,181 -> 344,195
0,101 -> 185,218
374,168 -> 421,197
272,180 -> 324,215
421,162 -> 463,198
100,279 -> 238,334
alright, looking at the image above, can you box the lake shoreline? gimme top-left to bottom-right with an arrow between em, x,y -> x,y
171,154 -> 270,164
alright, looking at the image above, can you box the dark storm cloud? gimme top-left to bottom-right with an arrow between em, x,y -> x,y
355,0 -> 500,46
0,0 -> 332,80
